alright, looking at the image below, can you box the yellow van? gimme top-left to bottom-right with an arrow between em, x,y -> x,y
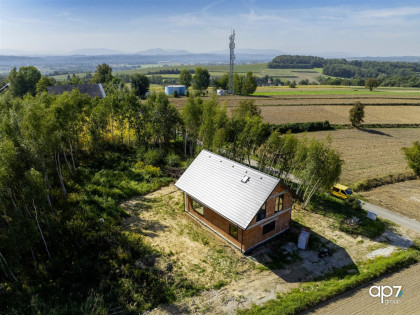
330,184 -> 355,201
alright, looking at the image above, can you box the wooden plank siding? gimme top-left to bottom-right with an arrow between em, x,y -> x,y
184,182 -> 293,253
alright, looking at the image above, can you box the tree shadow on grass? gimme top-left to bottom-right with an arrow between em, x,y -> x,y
359,128 -> 393,137
121,198 -> 169,238
249,221 -> 358,283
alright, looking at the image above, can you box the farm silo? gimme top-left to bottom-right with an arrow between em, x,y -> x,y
165,85 -> 186,96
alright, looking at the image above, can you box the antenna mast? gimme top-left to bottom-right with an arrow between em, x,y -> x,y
228,29 -> 235,94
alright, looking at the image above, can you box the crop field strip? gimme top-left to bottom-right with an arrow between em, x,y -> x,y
302,128 -> 420,184
258,105 -> 420,125
360,180 -> 420,222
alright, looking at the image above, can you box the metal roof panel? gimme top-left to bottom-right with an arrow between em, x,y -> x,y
175,150 -> 280,229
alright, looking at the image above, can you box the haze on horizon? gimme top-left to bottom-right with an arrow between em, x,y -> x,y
1,0 -> 420,57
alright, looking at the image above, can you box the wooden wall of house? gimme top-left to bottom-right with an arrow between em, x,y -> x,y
186,194 -> 244,250
184,181 -> 294,252
242,182 -> 293,251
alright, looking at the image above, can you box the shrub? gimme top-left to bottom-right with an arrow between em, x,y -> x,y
133,161 -> 145,170
143,165 -> 162,177
270,121 -> 332,134
402,141 -> 420,175
165,152 -> 180,167
136,145 -> 147,160
143,148 -> 164,166
173,90 -> 178,98
353,172 -> 417,192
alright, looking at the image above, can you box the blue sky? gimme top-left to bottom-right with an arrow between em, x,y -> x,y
1,0 -> 420,56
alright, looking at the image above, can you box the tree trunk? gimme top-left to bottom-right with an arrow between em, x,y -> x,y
33,199 -> 51,258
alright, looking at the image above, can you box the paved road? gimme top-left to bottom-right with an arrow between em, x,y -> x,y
305,263 -> 420,315
360,201 -> 420,233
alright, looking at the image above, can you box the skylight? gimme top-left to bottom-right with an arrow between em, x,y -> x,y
241,175 -> 250,183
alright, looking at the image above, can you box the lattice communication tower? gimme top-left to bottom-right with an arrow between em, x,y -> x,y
228,29 -> 235,94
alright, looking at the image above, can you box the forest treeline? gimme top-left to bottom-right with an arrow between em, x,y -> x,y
268,55 -> 420,87
0,64 -> 342,313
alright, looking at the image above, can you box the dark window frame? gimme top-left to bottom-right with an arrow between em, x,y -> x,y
275,195 -> 284,213
262,220 -> 275,235
229,224 -> 238,239
192,198 -> 204,216
256,202 -> 267,222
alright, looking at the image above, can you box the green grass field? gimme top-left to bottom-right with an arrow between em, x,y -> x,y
50,62 -> 328,83
114,63 -> 326,83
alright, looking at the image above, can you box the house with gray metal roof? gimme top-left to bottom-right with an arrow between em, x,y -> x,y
175,149 -> 298,253
47,83 -> 106,98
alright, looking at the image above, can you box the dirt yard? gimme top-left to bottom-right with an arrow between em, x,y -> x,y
120,184 -> 417,314
301,128 -> 420,184
360,180 -> 420,222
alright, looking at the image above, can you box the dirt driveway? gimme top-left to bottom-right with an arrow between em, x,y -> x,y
120,184 -> 417,314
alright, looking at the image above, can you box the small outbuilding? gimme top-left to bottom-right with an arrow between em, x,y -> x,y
47,83 -> 106,98
175,149 -> 299,253
216,89 -> 228,96
165,85 -> 186,96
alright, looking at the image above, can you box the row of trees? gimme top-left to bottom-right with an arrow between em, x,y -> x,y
183,97 -> 343,205
210,72 -> 257,95
268,55 -> 420,87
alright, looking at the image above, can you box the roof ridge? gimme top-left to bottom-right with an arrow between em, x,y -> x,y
200,149 -> 281,181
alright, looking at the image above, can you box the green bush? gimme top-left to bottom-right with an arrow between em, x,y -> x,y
402,141 -> 420,176
143,148 -> 164,166
165,152 -> 181,167
353,172 -> 417,192
270,121 -> 332,134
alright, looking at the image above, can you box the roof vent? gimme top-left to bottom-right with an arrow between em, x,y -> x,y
241,175 -> 250,183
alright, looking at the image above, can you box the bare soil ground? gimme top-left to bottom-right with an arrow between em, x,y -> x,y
120,184 -> 417,314
259,105 -> 420,124
306,263 -> 420,315
170,94 -> 420,109
302,128 -> 420,184
360,180 -> 420,222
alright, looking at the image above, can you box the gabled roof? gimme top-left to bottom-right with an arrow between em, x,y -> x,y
47,83 -> 106,98
175,150 -> 282,230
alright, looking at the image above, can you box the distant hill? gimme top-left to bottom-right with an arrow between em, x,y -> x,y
136,48 -> 192,55
69,48 -> 127,55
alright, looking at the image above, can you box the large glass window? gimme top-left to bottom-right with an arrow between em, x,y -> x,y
275,195 -> 284,213
263,221 -> 275,235
192,199 -> 204,215
229,224 -> 238,239
256,202 -> 266,222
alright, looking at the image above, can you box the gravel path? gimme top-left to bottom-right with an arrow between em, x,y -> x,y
360,201 -> 420,233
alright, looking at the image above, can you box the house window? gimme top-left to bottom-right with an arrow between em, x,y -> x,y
275,195 -> 284,213
256,202 -> 266,222
229,224 -> 238,239
192,198 -> 204,215
263,221 -> 275,235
